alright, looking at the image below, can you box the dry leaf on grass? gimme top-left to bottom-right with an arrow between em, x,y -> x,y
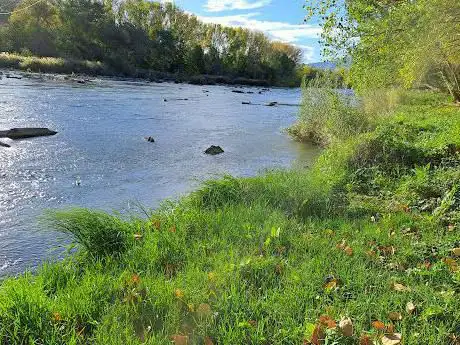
452,248 -> 460,257
381,333 -> 402,345
393,283 -> 411,292
339,317 -> 353,337
171,335 -> 189,345
406,301 -> 416,314
319,315 -> 337,329
372,320 -> 385,331
388,312 -> 402,321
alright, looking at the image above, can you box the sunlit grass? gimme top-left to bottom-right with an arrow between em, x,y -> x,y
0,92 -> 459,344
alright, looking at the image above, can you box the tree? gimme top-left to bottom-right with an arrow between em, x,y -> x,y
305,0 -> 460,101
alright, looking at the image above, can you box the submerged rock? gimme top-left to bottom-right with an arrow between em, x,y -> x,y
0,128 -> 57,140
231,90 -> 245,94
205,145 -> 224,155
145,136 -> 155,143
0,141 -> 10,148
266,102 -> 278,107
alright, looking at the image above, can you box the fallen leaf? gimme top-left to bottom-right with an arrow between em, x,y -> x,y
372,320 -> 386,331
336,240 -> 347,250
359,334 -> 373,345
381,333 -> 402,345
366,250 -> 377,257
310,324 -> 325,345
344,246 -> 353,256
393,283 -> 411,292
378,246 -> 396,256
385,324 -> 395,335
131,274 -> 141,285
339,317 -> 353,337
133,233 -> 143,240
388,312 -> 402,321
151,219 -> 161,230
174,289 -> 184,299
452,248 -> 460,257
52,312 -> 62,322
319,315 -> 337,329
324,279 -> 338,291
405,302 -> 416,314
171,334 -> 189,345
448,224 -> 455,232
444,258 -> 459,272
204,337 -> 214,345
169,226 -> 177,233
248,320 -> 257,327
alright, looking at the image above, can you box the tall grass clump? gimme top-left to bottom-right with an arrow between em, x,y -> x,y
288,72 -> 372,146
44,209 -> 136,259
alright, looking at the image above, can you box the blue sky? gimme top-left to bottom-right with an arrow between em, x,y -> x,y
166,0 -> 323,63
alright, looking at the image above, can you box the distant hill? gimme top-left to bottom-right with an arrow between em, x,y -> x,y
308,62 -> 337,70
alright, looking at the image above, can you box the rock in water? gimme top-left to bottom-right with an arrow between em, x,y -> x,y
145,136 -> 155,143
0,128 -> 57,140
205,146 -> 224,155
0,141 -> 10,148
266,102 -> 278,107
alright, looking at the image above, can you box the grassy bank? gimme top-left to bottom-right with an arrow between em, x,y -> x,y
1,92 -> 460,344
0,53 -> 279,87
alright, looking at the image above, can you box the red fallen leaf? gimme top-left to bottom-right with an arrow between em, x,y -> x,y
131,274 -> 141,285
372,320 -> 386,331
171,334 -> 189,345
204,337 -> 214,345
151,219 -> 161,230
319,315 -> 337,329
360,334 -> 373,345
310,324 -> 325,345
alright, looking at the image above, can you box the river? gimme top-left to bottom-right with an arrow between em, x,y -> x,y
0,74 -> 319,277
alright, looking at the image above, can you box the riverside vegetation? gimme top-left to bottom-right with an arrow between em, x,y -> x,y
1,0 -> 460,344
0,0 -> 309,86
0,90 -> 459,344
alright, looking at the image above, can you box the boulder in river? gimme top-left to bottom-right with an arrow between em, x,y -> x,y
0,141 -> 11,148
231,90 -> 245,94
266,102 -> 278,107
145,136 -> 155,143
205,145 -> 224,155
0,128 -> 57,140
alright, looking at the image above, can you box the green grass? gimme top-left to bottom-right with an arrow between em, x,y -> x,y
1,92 -> 460,344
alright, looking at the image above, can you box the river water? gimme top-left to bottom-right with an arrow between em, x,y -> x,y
0,74 -> 319,277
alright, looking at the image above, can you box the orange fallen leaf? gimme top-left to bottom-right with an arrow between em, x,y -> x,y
344,246 -> 353,256
339,317 -> 353,337
171,334 -> 189,345
388,312 -> 402,321
381,333 -> 402,345
52,312 -> 62,322
406,301 -> 416,314
319,315 -> 337,329
174,289 -> 184,299
131,274 -> 141,285
392,283 -> 411,292
372,320 -> 385,331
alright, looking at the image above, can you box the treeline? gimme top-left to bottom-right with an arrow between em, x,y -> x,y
0,0 -> 303,85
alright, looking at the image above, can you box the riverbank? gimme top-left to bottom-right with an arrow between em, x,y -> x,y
0,53 -> 292,87
1,91 -> 459,344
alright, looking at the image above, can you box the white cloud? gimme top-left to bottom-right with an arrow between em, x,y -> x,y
296,45 -> 316,63
205,0 -> 271,12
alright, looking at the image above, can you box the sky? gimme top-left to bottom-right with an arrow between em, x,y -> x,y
166,0 -> 323,63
